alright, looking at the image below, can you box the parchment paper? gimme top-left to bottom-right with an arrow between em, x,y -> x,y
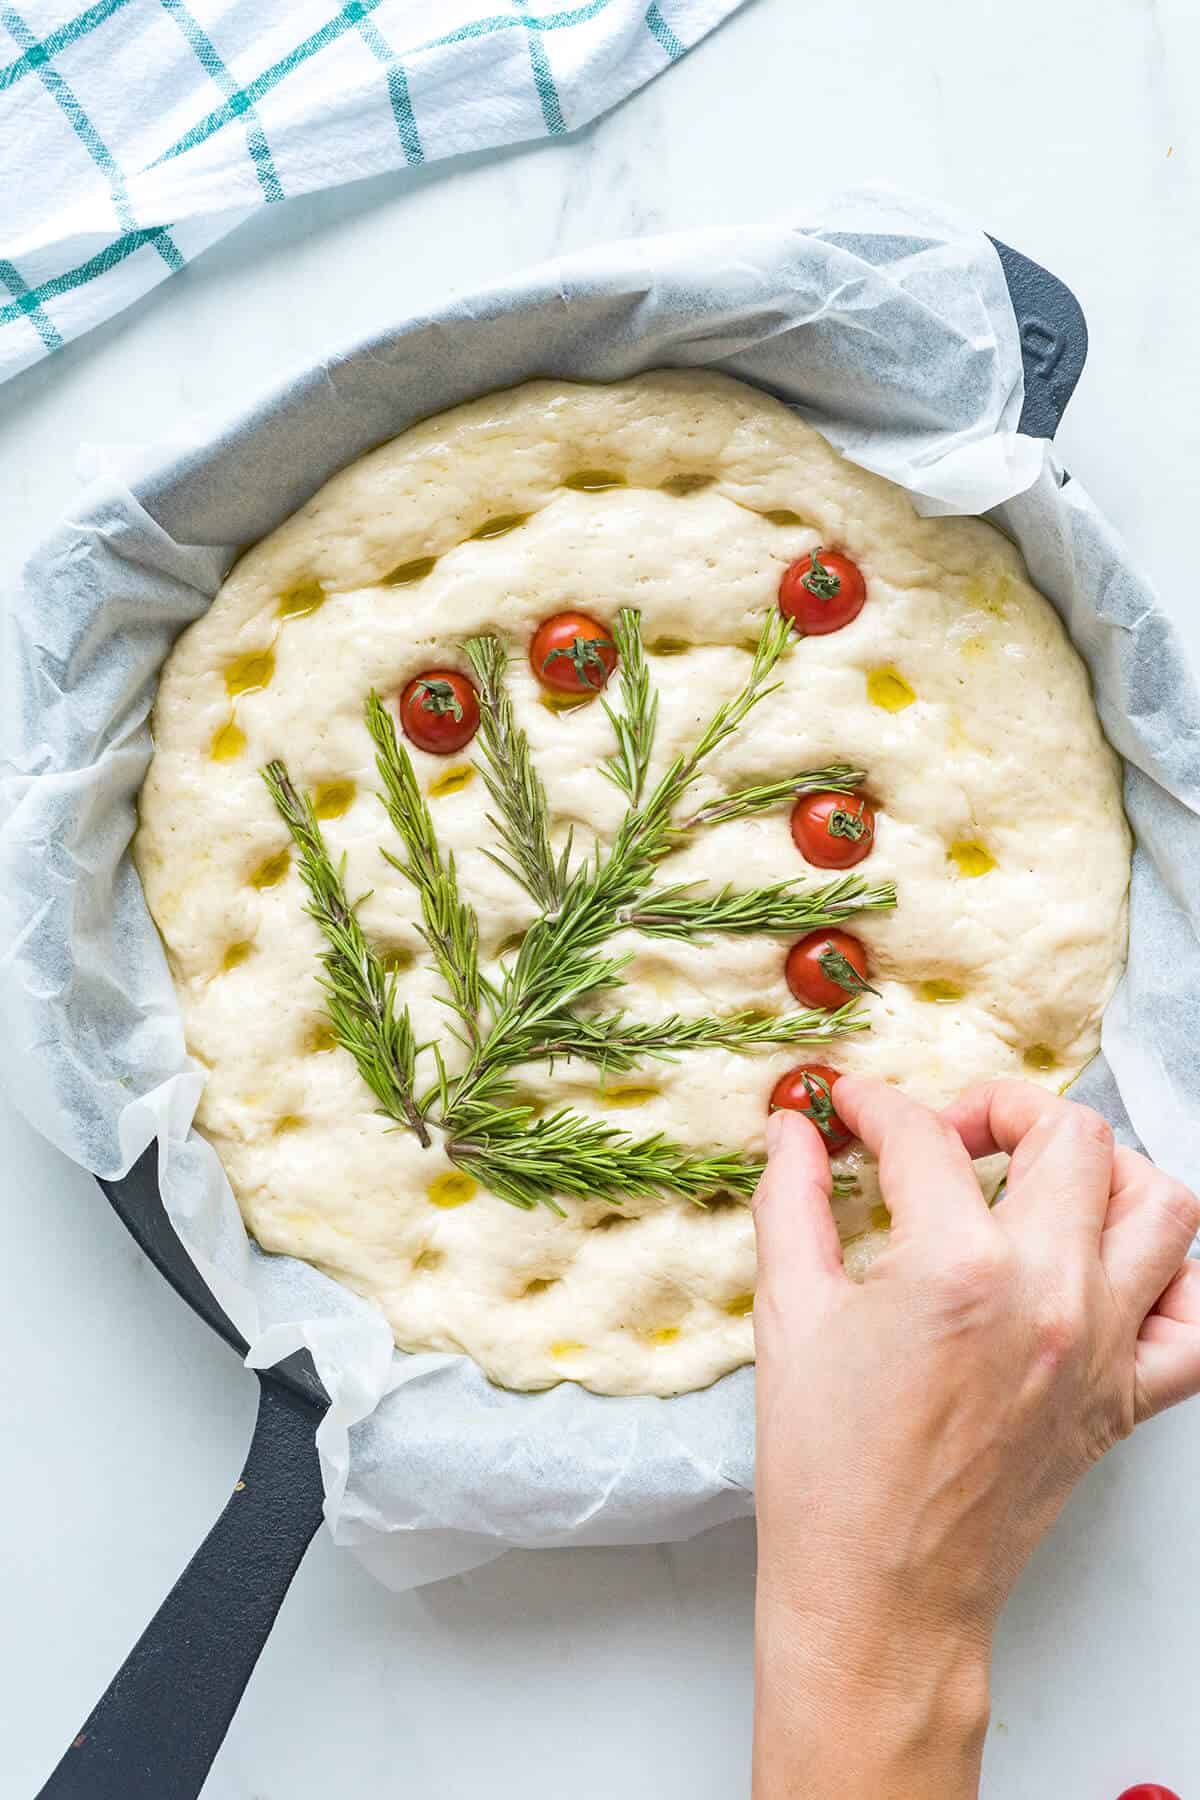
5,191 -> 1200,1592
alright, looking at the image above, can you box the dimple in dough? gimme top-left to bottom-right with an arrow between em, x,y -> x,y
135,371 -> 1131,1397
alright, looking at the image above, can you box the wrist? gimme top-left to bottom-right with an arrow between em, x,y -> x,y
753,1586 -> 991,1799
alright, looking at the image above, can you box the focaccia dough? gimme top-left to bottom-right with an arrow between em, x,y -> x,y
136,372 -> 1130,1396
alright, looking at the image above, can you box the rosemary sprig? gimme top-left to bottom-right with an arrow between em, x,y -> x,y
685,764 -> 865,830
453,1114 -> 860,1212
534,1000 -> 868,1072
262,760 -> 431,1147
601,607 -> 657,809
628,874 -> 897,940
464,634 -> 570,913
617,609 -> 794,869
449,1107 -> 766,1213
679,608 -> 795,777
365,692 -> 484,1045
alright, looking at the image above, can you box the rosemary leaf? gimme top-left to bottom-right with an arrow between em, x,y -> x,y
686,764 -> 865,830
366,692 -> 484,1043
464,634 -> 568,912
601,607 -> 657,808
691,607 -> 795,758
628,875 -> 897,939
261,759 -> 431,1147
505,921 -> 629,1025
535,1000 -> 867,1072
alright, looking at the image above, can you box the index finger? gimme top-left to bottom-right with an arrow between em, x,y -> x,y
752,1109 -> 847,1304
832,1075 -> 992,1242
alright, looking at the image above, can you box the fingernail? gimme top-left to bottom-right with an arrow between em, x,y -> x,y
765,1112 -> 786,1155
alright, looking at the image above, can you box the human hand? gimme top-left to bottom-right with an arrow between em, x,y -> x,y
751,1077 -> 1200,1800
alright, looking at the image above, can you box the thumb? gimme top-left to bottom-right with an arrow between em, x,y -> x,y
752,1110 -> 847,1304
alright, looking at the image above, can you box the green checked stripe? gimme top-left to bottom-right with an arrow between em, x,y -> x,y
512,0 -> 566,135
0,258 -> 63,350
351,11 -> 423,164
421,0 -> 614,49
2,4 -> 182,268
645,2 -> 685,57
0,227 -> 179,328
159,0 -> 285,201
0,0 -> 134,91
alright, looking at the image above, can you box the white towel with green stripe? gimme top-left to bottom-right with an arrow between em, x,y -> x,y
0,0 -> 742,385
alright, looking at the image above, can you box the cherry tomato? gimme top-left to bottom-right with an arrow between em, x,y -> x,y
1116,1788 -> 1183,1800
768,1064 -> 853,1153
778,547 -> 866,636
785,929 -> 875,1011
790,791 -> 876,869
530,611 -> 618,694
399,670 -> 480,755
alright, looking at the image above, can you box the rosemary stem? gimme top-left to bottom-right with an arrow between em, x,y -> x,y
262,760 -> 432,1149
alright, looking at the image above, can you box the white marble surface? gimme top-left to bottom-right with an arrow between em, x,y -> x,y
2,1 -> 1199,1794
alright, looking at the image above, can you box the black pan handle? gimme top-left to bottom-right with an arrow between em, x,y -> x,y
990,237 -> 1089,441
37,1373 -> 326,1800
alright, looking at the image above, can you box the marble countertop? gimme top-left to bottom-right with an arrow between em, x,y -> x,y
3,1 -> 1199,1794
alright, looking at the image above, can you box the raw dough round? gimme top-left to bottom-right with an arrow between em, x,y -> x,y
135,371 -> 1130,1396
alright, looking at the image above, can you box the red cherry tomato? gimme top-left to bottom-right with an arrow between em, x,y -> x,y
778,547 -> 866,636
785,930 -> 874,1011
1116,1788 -> 1183,1800
398,670 -> 480,755
768,1064 -> 853,1153
530,611 -> 618,694
790,790 -> 876,869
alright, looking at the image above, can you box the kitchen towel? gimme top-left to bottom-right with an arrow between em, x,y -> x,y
0,0 -> 743,385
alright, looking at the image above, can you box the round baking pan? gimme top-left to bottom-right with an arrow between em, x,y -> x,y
35,238 -> 1088,1800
